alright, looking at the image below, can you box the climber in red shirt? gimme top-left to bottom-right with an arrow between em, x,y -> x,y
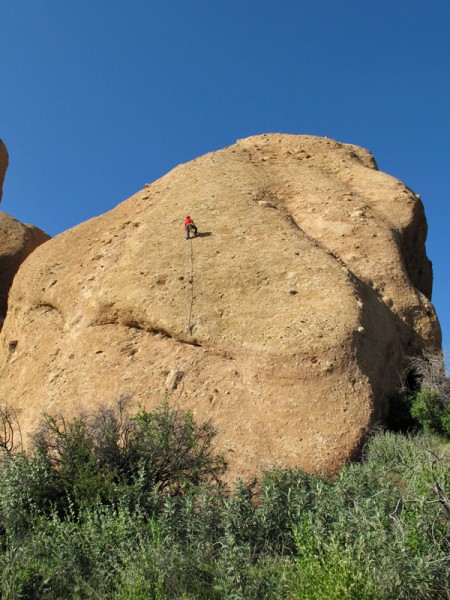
184,215 -> 198,239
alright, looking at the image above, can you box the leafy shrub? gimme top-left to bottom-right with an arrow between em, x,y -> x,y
391,352 -> 450,439
0,504 -> 168,600
0,403 -> 449,599
29,399 -> 226,514
0,451 -> 56,536
411,389 -> 450,436
280,431 -> 450,599
290,517 -> 383,600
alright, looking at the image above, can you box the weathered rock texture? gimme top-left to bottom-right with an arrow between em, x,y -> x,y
0,213 -> 50,327
0,140 -> 8,202
0,134 -> 441,478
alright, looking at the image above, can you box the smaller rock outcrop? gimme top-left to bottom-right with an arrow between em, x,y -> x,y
0,212 -> 50,327
0,142 -> 50,327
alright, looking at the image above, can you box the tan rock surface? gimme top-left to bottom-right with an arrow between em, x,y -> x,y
0,214 -> 50,327
0,134 -> 441,478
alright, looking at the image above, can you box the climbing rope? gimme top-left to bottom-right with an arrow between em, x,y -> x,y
187,237 -> 195,333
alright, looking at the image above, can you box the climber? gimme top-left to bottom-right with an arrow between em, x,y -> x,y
184,215 -> 198,239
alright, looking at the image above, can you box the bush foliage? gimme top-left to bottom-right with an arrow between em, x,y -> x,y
388,352 -> 450,439
411,389 -> 450,436
0,399 -> 448,599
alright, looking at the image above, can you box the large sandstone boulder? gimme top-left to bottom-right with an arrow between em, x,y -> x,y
0,134 -> 441,478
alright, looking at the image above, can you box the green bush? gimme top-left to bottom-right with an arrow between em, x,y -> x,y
290,517 -> 383,600
410,389 -> 450,436
391,352 -> 450,439
29,400 -> 226,515
0,404 -> 449,599
0,504 -> 168,600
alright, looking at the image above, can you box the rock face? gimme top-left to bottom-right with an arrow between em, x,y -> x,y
0,141 -> 50,327
0,213 -> 50,327
0,140 -> 8,202
0,134 -> 441,478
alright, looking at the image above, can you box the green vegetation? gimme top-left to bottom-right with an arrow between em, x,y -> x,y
408,352 -> 450,437
410,389 -> 450,436
0,397 -> 448,599
388,352 -> 450,439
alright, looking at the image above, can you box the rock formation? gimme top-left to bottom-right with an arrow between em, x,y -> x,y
0,134 -> 441,478
0,141 -> 50,327
0,140 -> 8,202
0,213 -> 50,328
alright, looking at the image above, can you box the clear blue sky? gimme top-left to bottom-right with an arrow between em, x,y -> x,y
1,1 -> 449,355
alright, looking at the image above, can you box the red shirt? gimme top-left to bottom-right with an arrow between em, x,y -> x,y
184,217 -> 194,228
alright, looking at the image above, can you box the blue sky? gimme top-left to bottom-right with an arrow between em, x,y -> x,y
1,1 -> 449,355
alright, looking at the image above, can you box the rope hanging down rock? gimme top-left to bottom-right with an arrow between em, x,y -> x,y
187,237 -> 195,334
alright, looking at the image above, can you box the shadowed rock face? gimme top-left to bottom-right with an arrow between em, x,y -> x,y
0,134 -> 441,479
